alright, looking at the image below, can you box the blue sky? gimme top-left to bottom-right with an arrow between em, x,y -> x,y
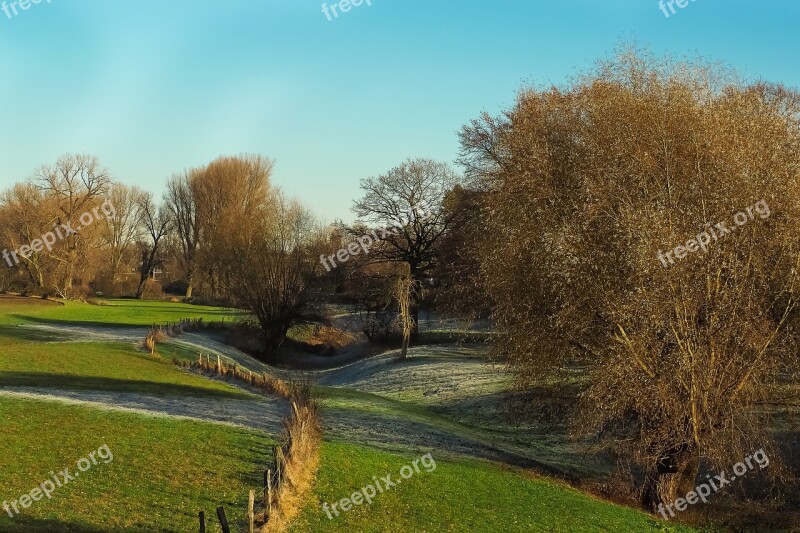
0,0 -> 798,223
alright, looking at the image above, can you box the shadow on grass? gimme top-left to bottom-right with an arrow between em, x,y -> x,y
7,309 -> 240,330
0,325 -> 64,342
8,314 -> 178,330
0,517 -> 108,532
0,372 -> 246,399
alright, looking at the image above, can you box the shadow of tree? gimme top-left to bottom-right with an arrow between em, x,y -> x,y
0,372 -> 246,399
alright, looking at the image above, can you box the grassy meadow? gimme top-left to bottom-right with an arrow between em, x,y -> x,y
0,297 -> 698,531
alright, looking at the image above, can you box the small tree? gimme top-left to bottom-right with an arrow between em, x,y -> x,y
227,195 -> 326,357
103,183 -> 146,293
394,275 -> 422,360
35,154 -> 111,294
344,158 -> 461,337
165,171 -> 200,300
135,193 -> 172,299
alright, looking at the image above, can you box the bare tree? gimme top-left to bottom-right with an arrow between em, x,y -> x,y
103,183 -> 147,291
228,194 -> 326,357
344,158 -> 462,336
135,193 -> 172,299
165,171 -> 201,300
194,155 -> 273,300
34,154 -> 111,294
0,184 -> 52,288
394,274 -> 422,359
432,185 -> 492,321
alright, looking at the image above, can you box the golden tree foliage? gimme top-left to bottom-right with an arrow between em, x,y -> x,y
460,47 -> 800,508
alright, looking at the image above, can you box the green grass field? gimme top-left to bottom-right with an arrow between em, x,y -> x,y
0,340 -> 247,397
0,297 -> 241,328
0,397 -> 272,532
0,296 -> 699,531
290,441 -> 693,533
0,297 -> 247,398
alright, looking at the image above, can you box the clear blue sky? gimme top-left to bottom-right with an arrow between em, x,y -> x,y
0,0 -> 798,223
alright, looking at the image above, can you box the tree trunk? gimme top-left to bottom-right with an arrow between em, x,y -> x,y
260,322 -> 290,359
411,305 -> 420,339
64,260 -> 75,292
408,269 -> 421,339
641,446 -> 699,512
400,331 -> 410,359
185,280 -> 193,300
135,280 -> 146,299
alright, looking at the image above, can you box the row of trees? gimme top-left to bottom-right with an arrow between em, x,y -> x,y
0,153 -> 468,355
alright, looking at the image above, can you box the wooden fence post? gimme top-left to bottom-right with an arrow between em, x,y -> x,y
198,511 -> 205,533
216,506 -> 230,533
248,490 -> 255,533
273,446 -> 283,485
265,468 -> 272,518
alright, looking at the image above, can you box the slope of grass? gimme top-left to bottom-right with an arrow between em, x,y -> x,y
0,297 -> 249,397
0,296 -> 713,531
316,386 -> 603,478
0,296 -> 242,328
0,340 -> 248,397
0,396 -> 272,532
289,441 -> 694,533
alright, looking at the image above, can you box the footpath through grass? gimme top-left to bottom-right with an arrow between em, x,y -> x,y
0,396 -> 273,532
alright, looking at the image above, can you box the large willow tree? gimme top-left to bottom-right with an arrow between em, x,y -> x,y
460,47 -> 800,510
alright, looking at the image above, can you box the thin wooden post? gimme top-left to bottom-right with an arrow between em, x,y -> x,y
198,511 -> 206,533
216,354 -> 221,374
273,446 -> 283,484
216,506 -> 230,533
248,490 -> 255,533
265,468 -> 272,518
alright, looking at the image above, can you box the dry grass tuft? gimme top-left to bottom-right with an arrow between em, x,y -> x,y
258,384 -> 321,532
143,326 -> 167,355
173,355 -> 322,531
185,353 -> 296,400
